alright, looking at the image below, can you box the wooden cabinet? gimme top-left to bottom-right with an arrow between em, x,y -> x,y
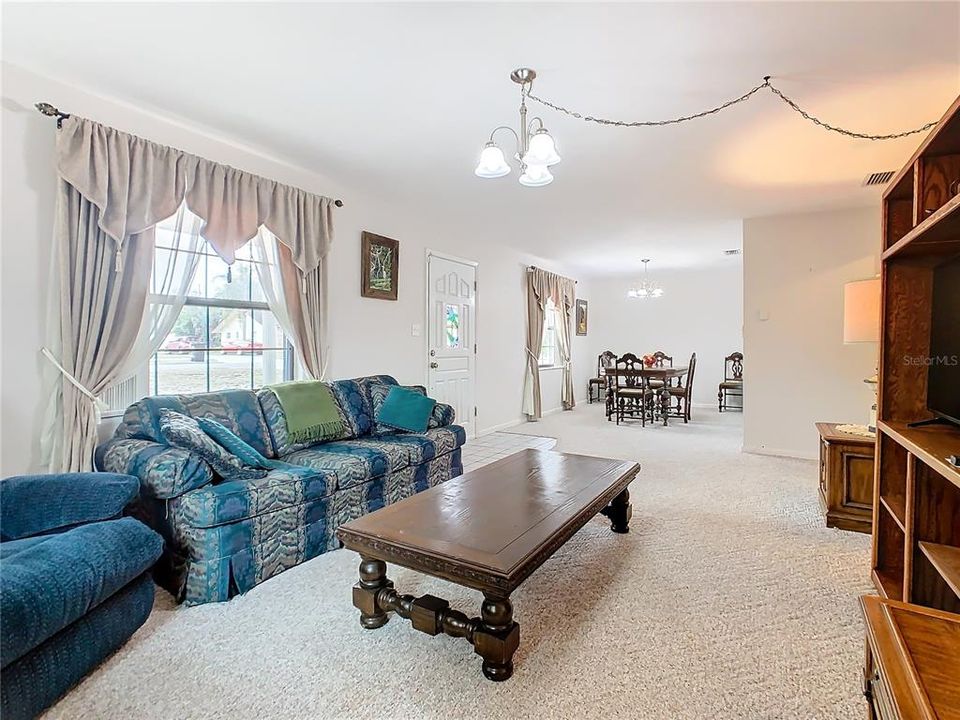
872,93 -> 960,614
816,422 -> 875,534
861,92 -> 960,720
860,596 -> 960,720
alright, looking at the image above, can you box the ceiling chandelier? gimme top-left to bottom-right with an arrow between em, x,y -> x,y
627,259 -> 664,299
474,68 -> 561,188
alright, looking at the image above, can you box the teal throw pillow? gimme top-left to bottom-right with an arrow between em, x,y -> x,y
376,386 -> 437,434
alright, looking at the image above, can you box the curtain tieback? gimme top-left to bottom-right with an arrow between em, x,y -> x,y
40,347 -> 109,411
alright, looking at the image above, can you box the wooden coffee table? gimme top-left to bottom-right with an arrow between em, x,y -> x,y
336,448 -> 639,681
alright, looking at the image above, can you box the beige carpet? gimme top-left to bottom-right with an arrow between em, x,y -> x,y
43,406 -> 872,720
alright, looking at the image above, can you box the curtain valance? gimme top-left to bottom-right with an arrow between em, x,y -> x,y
528,267 -> 576,309
56,116 -> 334,273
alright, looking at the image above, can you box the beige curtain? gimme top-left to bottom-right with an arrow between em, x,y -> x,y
253,229 -> 329,379
41,116 -> 336,471
522,272 -> 547,419
555,279 -> 576,410
522,267 -> 577,420
41,182 -> 154,471
56,116 -> 334,274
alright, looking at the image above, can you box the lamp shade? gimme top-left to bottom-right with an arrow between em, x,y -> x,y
518,163 -> 553,187
843,277 -> 881,343
475,143 -> 511,178
522,129 -> 561,167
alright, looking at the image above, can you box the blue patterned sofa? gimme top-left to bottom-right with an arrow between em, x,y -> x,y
96,375 -> 465,605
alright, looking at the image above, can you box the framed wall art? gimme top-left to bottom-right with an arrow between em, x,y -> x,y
575,298 -> 588,336
361,231 -> 399,301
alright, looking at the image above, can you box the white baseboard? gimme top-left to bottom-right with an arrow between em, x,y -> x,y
477,397 -> 587,437
742,445 -> 815,462
478,418 -> 523,436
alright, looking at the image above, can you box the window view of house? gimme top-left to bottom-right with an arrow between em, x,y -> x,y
150,213 -> 294,395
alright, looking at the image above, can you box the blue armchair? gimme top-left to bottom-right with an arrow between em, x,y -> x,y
0,473 -> 163,720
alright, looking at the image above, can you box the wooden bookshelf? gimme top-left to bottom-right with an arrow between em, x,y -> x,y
871,93 -> 960,620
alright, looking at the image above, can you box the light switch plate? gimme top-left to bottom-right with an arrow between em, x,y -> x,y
411,324 -> 422,337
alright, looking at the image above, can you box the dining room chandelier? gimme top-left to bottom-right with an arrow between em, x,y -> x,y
474,68 -> 561,187
627,259 -> 664,299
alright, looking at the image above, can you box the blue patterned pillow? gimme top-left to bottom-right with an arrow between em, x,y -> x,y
158,409 -> 266,481
430,402 -> 455,428
198,417 -> 285,470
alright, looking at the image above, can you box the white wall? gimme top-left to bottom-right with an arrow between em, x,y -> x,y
586,262 -> 744,408
743,206 -> 880,460
0,63 -> 592,476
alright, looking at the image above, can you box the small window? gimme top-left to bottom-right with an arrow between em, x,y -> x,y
444,303 -> 461,349
539,300 -> 559,368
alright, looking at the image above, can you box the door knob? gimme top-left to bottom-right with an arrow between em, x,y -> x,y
430,362 -> 439,369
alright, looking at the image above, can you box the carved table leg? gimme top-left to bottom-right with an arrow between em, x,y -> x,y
352,557 -> 393,629
660,385 -> 671,426
473,595 -> 520,681
601,488 -> 632,533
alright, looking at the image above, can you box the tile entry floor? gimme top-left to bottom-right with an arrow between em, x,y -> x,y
459,430 -> 556,471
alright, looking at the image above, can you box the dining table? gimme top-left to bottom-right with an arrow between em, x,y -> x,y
602,366 -> 689,427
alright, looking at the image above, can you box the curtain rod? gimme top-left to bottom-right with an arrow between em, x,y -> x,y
35,102 -> 345,207
527,265 -> 577,283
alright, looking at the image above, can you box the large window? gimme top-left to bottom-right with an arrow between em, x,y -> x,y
149,211 -> 295,396
538,300 -> 560,368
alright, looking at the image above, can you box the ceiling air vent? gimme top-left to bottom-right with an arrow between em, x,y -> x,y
863,171 -> 895,187
723,249 -> 741,256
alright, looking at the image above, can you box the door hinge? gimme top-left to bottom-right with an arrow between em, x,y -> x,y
474,280 -> 477,291
474,407 -> 478,417
474,343 -> 477,354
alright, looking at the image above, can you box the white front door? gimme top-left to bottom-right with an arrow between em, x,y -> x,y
427,252 -> 477,437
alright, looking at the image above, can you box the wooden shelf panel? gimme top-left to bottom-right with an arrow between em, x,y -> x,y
873,568 -> 903,601
878,421 -> 960,489
882,193 -> 960,260
880,494 -> 907,531
919,542 -> 960,600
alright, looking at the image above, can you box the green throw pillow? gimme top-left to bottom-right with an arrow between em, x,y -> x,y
376,386 -> 437,434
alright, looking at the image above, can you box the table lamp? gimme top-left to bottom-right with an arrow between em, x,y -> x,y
843,277 -> 881,433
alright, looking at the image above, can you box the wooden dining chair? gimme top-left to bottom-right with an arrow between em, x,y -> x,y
588,350 -> 616,404
666,353 -> 696,423
613,353 -> 654,426
651,351 -> 673,367
718,351 -> 743,412
648,350 -> 674,389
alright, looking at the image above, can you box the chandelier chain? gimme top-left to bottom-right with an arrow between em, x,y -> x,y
523,78 -> 938,141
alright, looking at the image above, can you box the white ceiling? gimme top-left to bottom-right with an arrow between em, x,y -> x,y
3,2 -> 959,275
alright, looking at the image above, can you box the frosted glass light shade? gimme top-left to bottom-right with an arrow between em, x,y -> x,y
843,277 -> 880,343
518,163 -> 553,187
475,143 -> 511,178
522,130 -> 561,167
